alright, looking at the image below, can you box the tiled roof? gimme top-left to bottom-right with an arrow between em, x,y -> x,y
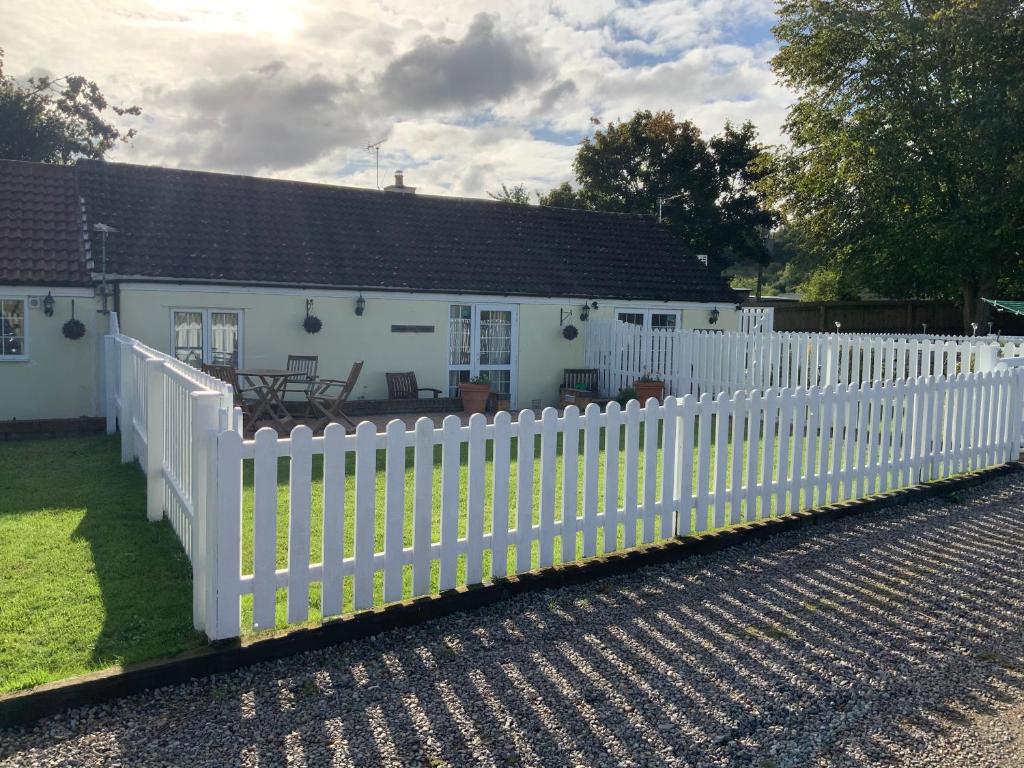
75,160 -> 740,303
0,161 -> 89,285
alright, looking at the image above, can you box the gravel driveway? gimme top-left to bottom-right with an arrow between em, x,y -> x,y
3,472 -> 1024,768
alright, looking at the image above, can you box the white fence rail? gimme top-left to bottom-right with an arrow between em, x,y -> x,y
584,319 -> 1003,399
104,312 -> 240,631
201,369 -> 1024,639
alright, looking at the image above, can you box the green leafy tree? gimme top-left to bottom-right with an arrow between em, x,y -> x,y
541,111 -> 775,273
768,0 -> 1024,327
537,181 -> 591,209
487,183 -> 532,205
0,48 -> 140,163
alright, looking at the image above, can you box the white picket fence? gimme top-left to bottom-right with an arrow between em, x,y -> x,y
102,313 -> 1024,641
197,369 -> 1024,640
739,306 -> 774,333
104,312 -> 241,631
584,319 -> 1004,400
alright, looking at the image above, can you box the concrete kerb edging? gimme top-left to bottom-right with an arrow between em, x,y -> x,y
2,461 -> 1020,729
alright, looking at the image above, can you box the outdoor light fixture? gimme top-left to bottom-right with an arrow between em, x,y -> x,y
355,293 -> 366,316
835,321 -> 842,331
708,307 -> 720,325
591,301 -> 599,310
43,291 -> 55,317
579,303 -> 590,321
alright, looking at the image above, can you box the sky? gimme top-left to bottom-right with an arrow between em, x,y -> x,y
2,0 -> 792,198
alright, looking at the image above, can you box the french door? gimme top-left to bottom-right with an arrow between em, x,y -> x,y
448,303 -> 518,406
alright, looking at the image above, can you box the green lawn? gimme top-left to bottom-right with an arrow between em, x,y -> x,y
1,422 -> 900,689
0,436 -> 204,694
239,425 -> 797,632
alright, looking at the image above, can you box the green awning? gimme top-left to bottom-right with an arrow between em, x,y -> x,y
983,298 -> 1024,317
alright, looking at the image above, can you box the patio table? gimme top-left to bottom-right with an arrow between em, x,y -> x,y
236,368 -> 302,431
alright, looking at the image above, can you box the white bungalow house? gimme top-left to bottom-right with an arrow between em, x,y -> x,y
0,159 -> 740,425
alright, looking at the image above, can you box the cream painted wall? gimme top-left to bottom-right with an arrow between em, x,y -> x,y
117,284 -> 738,410
1,288 -> 102,421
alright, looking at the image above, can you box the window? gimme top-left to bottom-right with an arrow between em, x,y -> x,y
172,309 -> 241,367
616,308 -> 680,331
447,303 -> 517,402
0,299 -> 26,360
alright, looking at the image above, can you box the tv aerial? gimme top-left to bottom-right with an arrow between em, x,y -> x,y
367,138 -> 385,189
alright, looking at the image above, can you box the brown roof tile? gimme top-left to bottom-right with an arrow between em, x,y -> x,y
0,161 -> 89,285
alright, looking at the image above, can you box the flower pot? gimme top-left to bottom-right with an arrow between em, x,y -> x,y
459,382 -> 491,414
634,380 -> 664,404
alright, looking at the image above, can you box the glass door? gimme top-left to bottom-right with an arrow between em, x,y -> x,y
448,303 -> 518,406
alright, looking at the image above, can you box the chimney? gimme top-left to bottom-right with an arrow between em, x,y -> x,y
384,169 -> 416,194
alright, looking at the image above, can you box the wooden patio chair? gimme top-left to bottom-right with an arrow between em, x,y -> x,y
559,368 -> 608,409
201,362 -> 265,430
307,361 -> 363,431
283,355 -> 319,407
386,371 -> 442,400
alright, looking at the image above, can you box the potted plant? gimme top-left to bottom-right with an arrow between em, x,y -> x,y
459,374 -> 491,414
634,372 -> 664,403
615,387 -> 638,407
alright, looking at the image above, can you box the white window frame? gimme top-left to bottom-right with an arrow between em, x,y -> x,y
169,308 -> 244,367
447,303 -> 519,407
0,297 -> 28,362
614,307 -> 681,331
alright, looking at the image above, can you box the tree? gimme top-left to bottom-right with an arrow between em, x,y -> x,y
768,0 -> 1024,327
711,122 -> 777,295
572,111 -> 721,258
537,181 -> 591,209
488,183 -> 531,205
0,48 -> 140,163
540,111 -> 776,274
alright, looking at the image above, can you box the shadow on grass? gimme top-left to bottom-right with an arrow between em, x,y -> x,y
0,435 -> 204,692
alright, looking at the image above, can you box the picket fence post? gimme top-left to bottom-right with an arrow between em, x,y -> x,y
119,343 -> 133,464
144,358 -> 166,522
188,391 -> 225,635
104,334 -> 117,434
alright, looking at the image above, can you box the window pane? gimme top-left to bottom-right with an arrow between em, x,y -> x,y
482,369 -> 510,397
210,312 -> 239,366
618,312 -> 644,326
1,300 -> 25,357
449,314 -> 472,365
478,310 -> 511,365
450,304 -> 471,319
448,369 -> 470,398
173,311 -> 203,366
651,313 -> 677,330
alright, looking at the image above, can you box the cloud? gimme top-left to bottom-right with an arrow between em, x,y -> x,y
378,13 -> 546,113
2,0 -> 794,193
171,63 -> 373,173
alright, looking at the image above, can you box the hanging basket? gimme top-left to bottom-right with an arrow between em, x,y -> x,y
62,318 -> 86,340
303,298 -> 323,334
562,323 -> 579,340
62,300 -> 86,340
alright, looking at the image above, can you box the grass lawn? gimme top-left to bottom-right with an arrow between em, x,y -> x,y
1,423 -> 891,688
0,436 -> 204,694
239,425 -> 804,632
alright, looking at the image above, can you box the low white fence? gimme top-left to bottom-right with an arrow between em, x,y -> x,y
200,369 -> 1024,639
103,313 -> 1024,641
584,319 -> 1004,399
104,312 -> 240,631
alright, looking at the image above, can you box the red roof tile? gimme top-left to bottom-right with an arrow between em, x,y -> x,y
0,161 -> 89,285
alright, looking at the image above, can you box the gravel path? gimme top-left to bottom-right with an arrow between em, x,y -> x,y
4,473 -> 1024,768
